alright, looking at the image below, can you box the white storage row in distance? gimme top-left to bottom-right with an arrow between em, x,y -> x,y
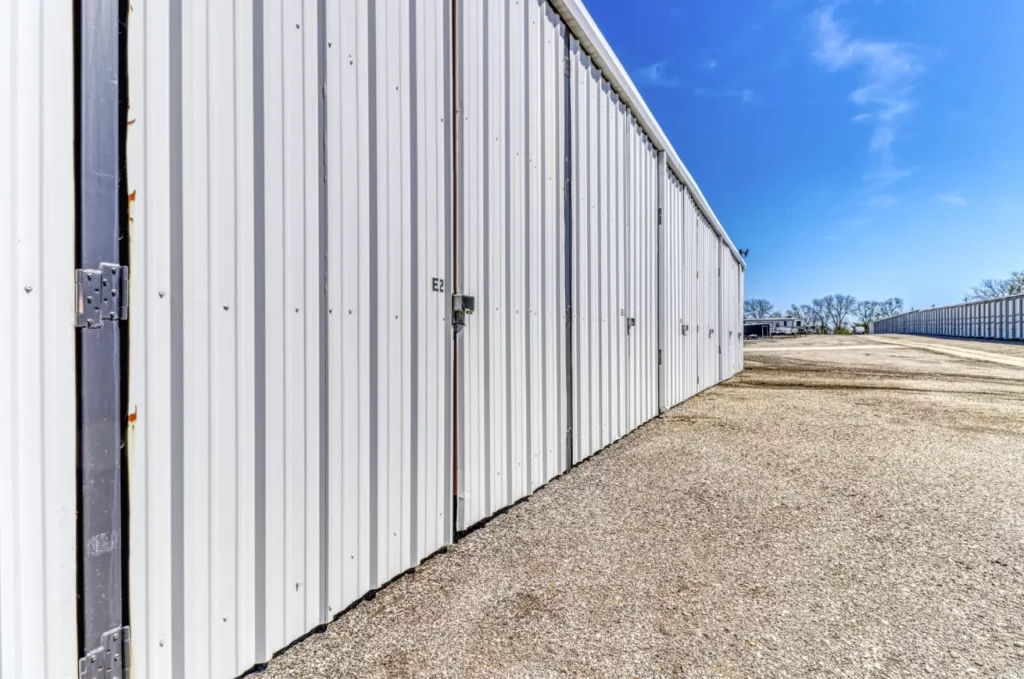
1,1 -> 744,678
872,295 -> 1024,339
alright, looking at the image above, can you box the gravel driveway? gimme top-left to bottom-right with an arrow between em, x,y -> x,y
258,335 -> 1024,678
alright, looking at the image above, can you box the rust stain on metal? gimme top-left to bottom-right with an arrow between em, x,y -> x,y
127,407 -> 137,423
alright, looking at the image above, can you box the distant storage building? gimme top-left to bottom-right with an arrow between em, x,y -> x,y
2,1 -> 745,677
872,295 -> 1023,340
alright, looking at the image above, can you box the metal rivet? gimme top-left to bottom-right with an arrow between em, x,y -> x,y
224,305 -> 230,310
111,290 -> 118,297
296,23 -> 300,28
159,639 -> 165,647
295,307 -> 300,313
223,615 -> 228,621
295,582 -> 301,591
113,634 -> 118,642
87,273 -> 94,281
24,285 -> 32,293
158,290 -> 166,298
86,296 -> 95,304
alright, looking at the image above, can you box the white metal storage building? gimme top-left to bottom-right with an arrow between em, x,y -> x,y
1,1 -> 745,678
872,295 -> 1024,340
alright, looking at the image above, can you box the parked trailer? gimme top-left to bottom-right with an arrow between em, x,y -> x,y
872,295 -> 1024,341
1,1 -> 745,678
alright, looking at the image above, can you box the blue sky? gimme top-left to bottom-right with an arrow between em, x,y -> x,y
585,0 -> 1024,311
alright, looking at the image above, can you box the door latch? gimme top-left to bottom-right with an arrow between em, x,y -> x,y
680,321 -> 689,336
626,317 -> 636,334
452,294 -> 476,333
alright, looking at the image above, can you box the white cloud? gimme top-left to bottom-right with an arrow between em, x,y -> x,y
701,59 -> 719,70
939,192 -> 967,206
868,194 -> 897,208
634,60 -> 681,88
693,87 -> 757,104
812,3 -> 923,182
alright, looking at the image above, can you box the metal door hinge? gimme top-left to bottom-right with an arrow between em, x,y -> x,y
80,626 -> 130,679
75,264 -> 128,329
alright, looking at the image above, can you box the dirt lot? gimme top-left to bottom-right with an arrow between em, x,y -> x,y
260,335 -> 1024,678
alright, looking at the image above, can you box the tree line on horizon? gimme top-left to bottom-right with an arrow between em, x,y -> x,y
965,269 -> 1024,301
743,296 -> 905,333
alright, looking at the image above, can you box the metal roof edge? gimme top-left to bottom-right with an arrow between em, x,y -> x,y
548,0 -> 746,269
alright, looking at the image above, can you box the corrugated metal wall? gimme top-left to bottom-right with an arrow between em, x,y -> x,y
696,211 -> 721,391
128,1 -> 325,676
660,172 -> 699,410
724,250 -> 742,377
129,1 -> 454,676
873,295 -> 1024,340
569,36 -> 659,464
0,2 -> 748,677
457,0 -> 568,530
0,2 -> 79,677
325,0 -> 454,616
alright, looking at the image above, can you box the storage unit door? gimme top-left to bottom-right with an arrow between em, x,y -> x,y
457,0 -> 568,529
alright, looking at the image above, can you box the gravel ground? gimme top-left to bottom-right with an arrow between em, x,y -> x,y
259,335 -> 1024,678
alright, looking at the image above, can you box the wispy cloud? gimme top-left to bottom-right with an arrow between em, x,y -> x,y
868,194 -> 897,208
634,60 -> 681,88
701,59 -> 719,70
694,87 -> 757,104
812,3 -> 923,185
939,192 -> 967,206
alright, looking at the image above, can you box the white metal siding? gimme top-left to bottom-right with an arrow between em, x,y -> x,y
125,0 -> 749,676
696,211 -> 720,391
874,294 -> 1024,340
128,2 -> 323,676
458,0 -> 567,529
659,173 -> 698,410
625,109 -> 660,432
570,38 -> 658,463
0,2 -> 78,677
325,0 -> 453,608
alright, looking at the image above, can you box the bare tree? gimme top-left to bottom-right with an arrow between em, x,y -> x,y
769,311 -> 783,318
823,294 -> 857,331
810,298 -> 830,333
968,271 -> 1024,300
878,297 -> 904,317
744,298 -> 774,318
787,304 -> 805,319
856,300 -> 881,324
